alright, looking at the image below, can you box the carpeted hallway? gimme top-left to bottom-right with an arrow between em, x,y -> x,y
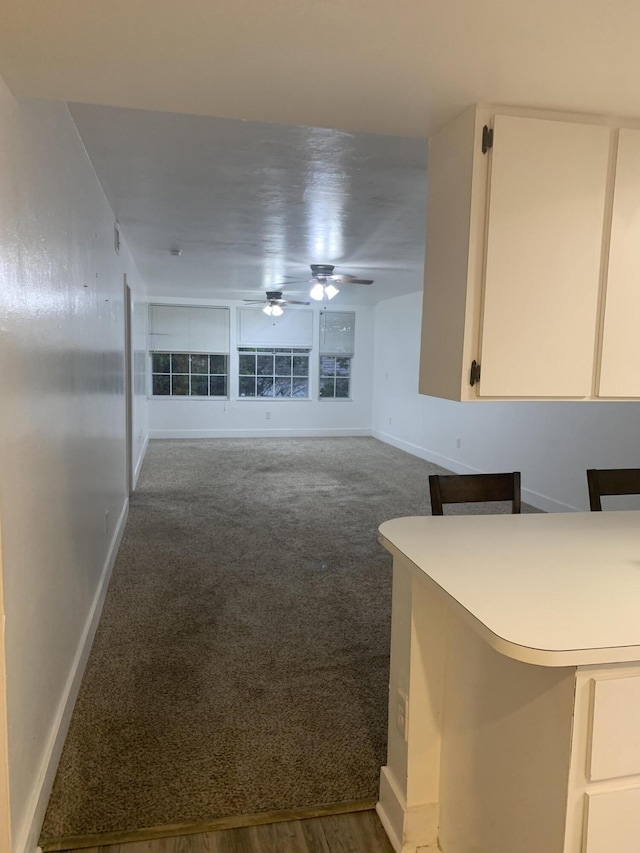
41,437 -> 533,848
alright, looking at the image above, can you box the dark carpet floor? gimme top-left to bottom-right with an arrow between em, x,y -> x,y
41,437 -> 536,843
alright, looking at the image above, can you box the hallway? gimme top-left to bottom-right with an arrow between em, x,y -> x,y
41,438 -> 440,849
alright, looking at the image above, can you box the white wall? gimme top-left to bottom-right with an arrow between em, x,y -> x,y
0,79 -> 148,853
148,298 -> 374,438
132,297 -> 149,482
373,291 -> 640,513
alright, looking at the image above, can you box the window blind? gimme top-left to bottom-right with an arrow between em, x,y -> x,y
148,305 -> 230,353
237,308 -> 313,348
319,311 -> 356,356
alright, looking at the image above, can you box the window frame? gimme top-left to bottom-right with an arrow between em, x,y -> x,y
237,346 -> 311,400
318,310 -> 355,401
149,351 -> 229,400
319,354 -> 353,400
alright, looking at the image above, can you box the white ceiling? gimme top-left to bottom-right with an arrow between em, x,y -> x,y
5,1 -> 640,304
69,104 -> 428,303
3,1 -> 640,138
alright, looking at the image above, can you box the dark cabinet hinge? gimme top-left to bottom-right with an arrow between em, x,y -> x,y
482,125 -> 493,154
470,360 -> 481,386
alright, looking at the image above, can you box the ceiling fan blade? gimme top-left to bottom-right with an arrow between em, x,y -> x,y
271,278 -> 308,287
283,300 -> 311,305
242,299 -> 267,304
330,276 -> 374,285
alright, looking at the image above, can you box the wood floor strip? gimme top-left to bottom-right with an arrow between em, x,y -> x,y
39,800 -> 378,852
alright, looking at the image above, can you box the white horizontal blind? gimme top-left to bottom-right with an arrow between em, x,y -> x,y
238,308 -> 313,347
319,311 -> 356,355
148,305 -> 230,353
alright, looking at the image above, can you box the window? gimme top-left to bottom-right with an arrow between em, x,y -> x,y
238,348 -> 309,398
319,356 -> 351,398
148,305 -> 229,399
151,353 -> 228,397
319,311 -> 355,399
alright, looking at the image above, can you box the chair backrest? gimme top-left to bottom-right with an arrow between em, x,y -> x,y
428,472 -> 521,516
586,468 -> 640,511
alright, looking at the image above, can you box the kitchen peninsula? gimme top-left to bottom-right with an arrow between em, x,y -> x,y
377,510 -> 640,853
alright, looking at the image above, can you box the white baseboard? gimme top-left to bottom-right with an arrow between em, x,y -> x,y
372,430 -> 480,475
377,767 -> 405,853
16,499 -> 129,853
377,765 -> 439,853
149,428 -> 373,439
520,488 -> 579,514
371,430 -> 580,514
376,801 -> 403,853
133,432 -> 149,489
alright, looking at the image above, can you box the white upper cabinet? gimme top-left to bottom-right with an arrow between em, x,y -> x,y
480,116 -> 609,397
598,128 -> 640,398
419,105 -> 640,401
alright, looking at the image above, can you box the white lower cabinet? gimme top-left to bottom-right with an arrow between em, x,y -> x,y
584,788 -> 640,853
379,536 -> 640,853
564,669 -> 640,853
589,675 -> 640,781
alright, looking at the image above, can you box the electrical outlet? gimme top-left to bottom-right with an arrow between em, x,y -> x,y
456,438 -> 462,449
104,509 -> 110,535
265,411 -> 271,420
388,417 -> 393,426
396,689 -> 408,740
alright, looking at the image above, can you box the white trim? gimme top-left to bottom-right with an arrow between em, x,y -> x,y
377,767 -> 405,853
377,765 -> 439,853
16,499 -> 129,853
148,396 -> 230,402
150,428 -> 372,439
520,486 -> 579,514
371,428 -> 483,472
0,538 -> 11,853
234,398 -> 311,403
133,432 -> 149,490
376,803 -> 402,853
371,430 -> 580,514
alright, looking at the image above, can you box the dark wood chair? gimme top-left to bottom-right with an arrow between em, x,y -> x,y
428,472 -> 521,515
586,468 -> 640,511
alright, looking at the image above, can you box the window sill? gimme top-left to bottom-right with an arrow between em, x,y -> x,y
148,396 -> 229,401
236,396 -> 312,402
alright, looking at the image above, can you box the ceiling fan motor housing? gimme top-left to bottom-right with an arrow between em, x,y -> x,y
265,291 -> 283,301
310,264 -> 335,279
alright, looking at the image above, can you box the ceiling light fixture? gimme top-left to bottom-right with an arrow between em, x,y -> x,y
263,303 -> 284,317
310,282 -> 339,301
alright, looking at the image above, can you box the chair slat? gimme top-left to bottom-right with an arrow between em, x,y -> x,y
586,468 -> 640,511
428,472 -> 521,515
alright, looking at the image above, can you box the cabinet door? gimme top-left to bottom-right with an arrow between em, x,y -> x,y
598,128 -> 640,398
478,116 -> 610,397
585,788 -> 640,853
589,675 -> 640,781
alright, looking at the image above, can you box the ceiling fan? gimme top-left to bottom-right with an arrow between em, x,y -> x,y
307,264 -> 374,285
278,264 -> 374,301
243,290 -> 310,316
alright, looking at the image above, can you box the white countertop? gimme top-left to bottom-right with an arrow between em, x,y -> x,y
379,510 -> 640,667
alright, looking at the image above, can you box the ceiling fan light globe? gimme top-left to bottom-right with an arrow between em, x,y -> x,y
271,304 -> 284,317
310,283 -> 325,301
263,304 -> 273,316
325,284 -> 339,300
